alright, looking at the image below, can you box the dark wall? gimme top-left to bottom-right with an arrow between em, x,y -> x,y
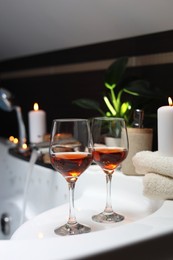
0,70 -> 106,137
0,30 -> 173,150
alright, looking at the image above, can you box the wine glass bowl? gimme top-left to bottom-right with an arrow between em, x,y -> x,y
49,119 -> 93,235
91,117 -> 128,223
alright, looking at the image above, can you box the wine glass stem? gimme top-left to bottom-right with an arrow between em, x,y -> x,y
67,182 -> 77,225
104,174 -> 114,214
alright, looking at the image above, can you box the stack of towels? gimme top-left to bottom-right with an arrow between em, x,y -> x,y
132,151 -> 173,200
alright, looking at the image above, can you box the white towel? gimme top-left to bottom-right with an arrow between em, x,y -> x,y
132,151 -> 173,178
143,173 -> 173,200
132,150 -> 173,200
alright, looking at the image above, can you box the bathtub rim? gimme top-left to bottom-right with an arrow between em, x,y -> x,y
7,167 -> 173,259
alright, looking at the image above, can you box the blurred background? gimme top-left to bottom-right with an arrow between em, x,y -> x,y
0,0 -> 173,150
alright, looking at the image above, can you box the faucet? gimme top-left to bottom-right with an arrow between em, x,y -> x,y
0,88 -> 27,152
30,141 -> 50,165
31,141 -> 50,154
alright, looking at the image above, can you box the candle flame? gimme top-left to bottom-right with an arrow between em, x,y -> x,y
22,143 -> 28,150
8,136 -> 18,145
8,136 -> 18,144
33,103 -> 39,111
168,97 -> 173,106
13,138 -> 18,144
9,136 -> 14,142
9,136 -> 19,145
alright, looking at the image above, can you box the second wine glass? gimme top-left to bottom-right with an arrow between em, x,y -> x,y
91,117 -> 129,223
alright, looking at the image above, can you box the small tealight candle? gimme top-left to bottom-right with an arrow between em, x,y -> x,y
158,97 -> 173,156
28,103 -> 46,143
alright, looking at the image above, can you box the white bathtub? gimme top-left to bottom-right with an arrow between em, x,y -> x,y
0,138 -> 173,259
0,138 -> 68,240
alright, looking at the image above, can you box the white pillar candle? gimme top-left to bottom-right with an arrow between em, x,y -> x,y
28,103 -> 46,143
158,97 -> 173,156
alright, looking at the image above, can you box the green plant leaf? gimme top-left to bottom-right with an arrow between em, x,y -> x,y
124,80 -> 155,98
120,102 -> 131,116
106,111 -> 112,117
104,57 -> 128,86
103,96 -> 116,115
72,98 -> 100,109
105,83 -> 116,90
72,98 -> 105,115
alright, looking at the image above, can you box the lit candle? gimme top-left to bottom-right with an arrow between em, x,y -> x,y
158,97 -> 173,156
28,103 -> 46,143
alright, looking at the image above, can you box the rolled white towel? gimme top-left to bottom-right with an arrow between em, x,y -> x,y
143,173 -> 173,200
132,151 -> 173,178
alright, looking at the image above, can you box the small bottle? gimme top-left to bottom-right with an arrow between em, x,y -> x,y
132,109 -> 144,128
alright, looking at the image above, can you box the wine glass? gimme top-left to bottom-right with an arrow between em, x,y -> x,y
91,117 -> 128,223
49,119 -> 93,236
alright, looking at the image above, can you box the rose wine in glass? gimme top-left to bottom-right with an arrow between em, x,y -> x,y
49,119 -> 93,236
91,117 -> 128,223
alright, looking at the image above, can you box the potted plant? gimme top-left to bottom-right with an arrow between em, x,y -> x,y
73,57 -> 160,175
73,56 -> 158,125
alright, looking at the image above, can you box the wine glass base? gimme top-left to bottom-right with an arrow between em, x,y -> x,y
92,211 -> 124,223
54,222 -> 91,236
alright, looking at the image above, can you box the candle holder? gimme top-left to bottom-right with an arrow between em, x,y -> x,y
122,127 -> 153,175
